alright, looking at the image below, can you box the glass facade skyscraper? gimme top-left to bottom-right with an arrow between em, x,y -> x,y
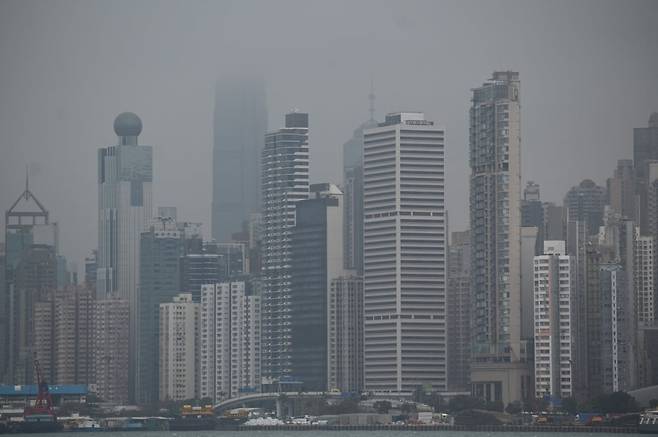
97,112 -> 153,401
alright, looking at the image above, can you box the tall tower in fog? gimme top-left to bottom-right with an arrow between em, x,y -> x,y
212,76 -> 267,242
342,87 -> 377,274
97,112 -> 153,400
469,72 -> 530,405
261,112 -> 309,383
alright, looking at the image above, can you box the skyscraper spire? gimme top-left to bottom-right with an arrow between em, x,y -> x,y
368,78 -> 375,122
24,164 -> 29,200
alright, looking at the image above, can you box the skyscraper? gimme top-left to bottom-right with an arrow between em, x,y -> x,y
533,241 -> 577,399
159,293 -> 199,401
94,296 -> 130,404
343,105 -> 377,274
137,217 -> 186,404
634,113 -> 658,234
447,230 -> 471,392
199,281 -> 261,402
97,112 -> 152,400
564,179 -> 606,236
469,72 -> 529,405
212,76 -> 267,242
363,112 -> 447,393
328,274 -> 364,393
3,179 -> 58,384
261,111 -> 309,383
608,159 -> 637,221
290,183 -> 344,390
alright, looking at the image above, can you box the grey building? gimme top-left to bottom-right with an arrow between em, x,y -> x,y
635,114 -> 658,234
599,264 -> 634,392
136,217 -> 187,404
564,179 -> 606,236
343,118 -> 377,275
3,180 -> 58,384
261,112 -> 310,383
290,184 -> 344,391
608,159 -> 637,222
212,76 -> 267,242
328,274 -> 363,393
469,72 -> 529,405
447,231 -> 471,392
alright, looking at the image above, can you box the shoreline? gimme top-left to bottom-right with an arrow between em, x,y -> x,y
234,424 -> 638,433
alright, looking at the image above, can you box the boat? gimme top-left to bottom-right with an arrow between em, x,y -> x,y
15,359 -> 63,433
170,404 -> 217,431
639,409 -> 658,434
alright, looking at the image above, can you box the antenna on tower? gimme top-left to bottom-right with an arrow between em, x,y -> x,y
24,164 -> 29,200
368,77 -> 376,122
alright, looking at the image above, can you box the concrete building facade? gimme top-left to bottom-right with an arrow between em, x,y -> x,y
159,293 -> 199,401
363,112 -> 447,394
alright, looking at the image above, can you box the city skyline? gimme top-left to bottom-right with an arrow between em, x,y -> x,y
1,0 -> 657,269
3,1 -> 658,426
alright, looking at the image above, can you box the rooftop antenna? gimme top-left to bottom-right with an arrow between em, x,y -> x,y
368,77 -> 376,122
24,164 -> 29,200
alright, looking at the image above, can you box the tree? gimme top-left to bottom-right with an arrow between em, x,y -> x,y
590,391 -> 638,414
373,400 -> 392,414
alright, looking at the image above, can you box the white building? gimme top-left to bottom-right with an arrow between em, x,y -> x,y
199,282 -> 260,402
362,112 -> 447,393
97,112 -> 153,398
261,112 -> 309,382
634,229 -> 655,326
159,293 -> 199,401
533,241 -> 577,399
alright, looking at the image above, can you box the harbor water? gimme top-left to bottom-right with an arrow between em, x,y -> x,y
20,431 -> 637,437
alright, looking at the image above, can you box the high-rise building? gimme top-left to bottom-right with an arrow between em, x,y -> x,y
261,112 -> 309,383
564,179 -> 606,236
137,217 -> 186,404
212,76 -> 267,242
522,182 -> 543,228
634,230 -> 655,326
2,179 -> 56,384
533,241 -> 577,399
159,293 -> 199,401
290,183 -> 344,391
633,112 -> 658,181
94,296 -> 130,404
599,264 -> 634,392
363,112 -> 447,393
634,114 -> 658,234
328,274 -> 364,393
468,72 -> 529,405
84,250 -> 97,292
343,109 -> 378,274
608,159 -> 637,222
34,286 -> 94,385
543,202 -> 565,241
199,281 -> 261,402
447,230 -> 471,392
180,252 -> 221,301
97,112 -> 152,400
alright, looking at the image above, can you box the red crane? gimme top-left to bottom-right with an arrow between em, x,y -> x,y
24,358 -> 55,418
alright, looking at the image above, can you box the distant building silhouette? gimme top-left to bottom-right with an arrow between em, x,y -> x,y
212,76 -> 267,242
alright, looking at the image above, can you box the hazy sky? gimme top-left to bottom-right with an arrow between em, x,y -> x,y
1,0 -> 657,270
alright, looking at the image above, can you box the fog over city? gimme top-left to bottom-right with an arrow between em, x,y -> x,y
0,0 -> 656,268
